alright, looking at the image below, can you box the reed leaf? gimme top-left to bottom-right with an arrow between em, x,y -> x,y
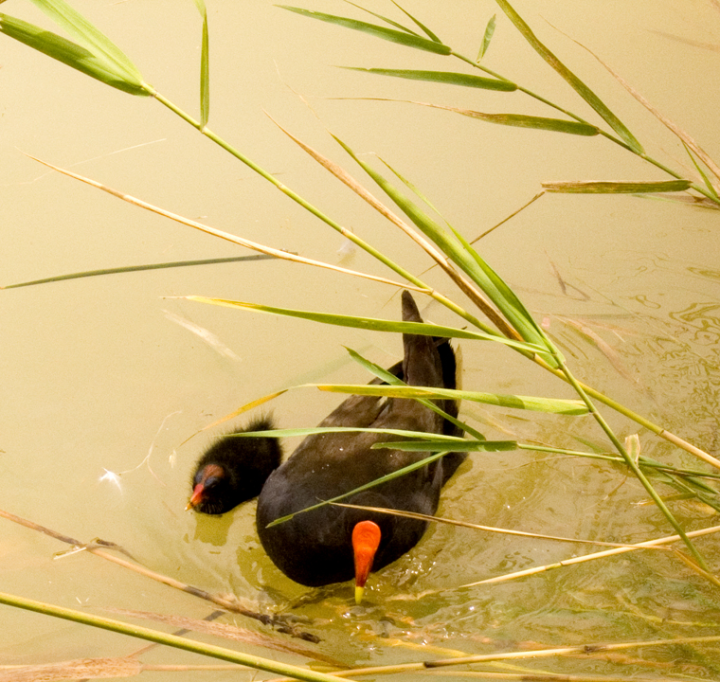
340,0 -> 421,37
266,451 -> 449,527
373,439 -> 514,452
388,0 -> 442,43
193,0 -> 210,127
27,0 -> 146,87
278,6 -> 452,55
343,67 -> 516,90
543,180 -> 692,194
0,13 -> 148,95
491,0 -> 643,152
230,426 -> 471,440
395,100 -> 599,135
0,591 -> 343,682
317,384 -> 588,415
478,14 -> 496,61
0,255 -> 273,290
333,139 -> 539,341
185,296 -> 545,351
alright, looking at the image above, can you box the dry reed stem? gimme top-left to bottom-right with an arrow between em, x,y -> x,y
24,154 -> 421,293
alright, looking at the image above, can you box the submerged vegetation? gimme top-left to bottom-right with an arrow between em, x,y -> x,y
1,0 -> 720,680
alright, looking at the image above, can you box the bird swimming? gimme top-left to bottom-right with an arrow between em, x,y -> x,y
188,291 -> 465,601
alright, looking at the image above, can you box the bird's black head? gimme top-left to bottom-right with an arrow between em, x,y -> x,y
187,416 -> 282,515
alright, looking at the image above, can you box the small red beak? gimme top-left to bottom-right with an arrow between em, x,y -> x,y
186,484 -> 205,511
352,520 -> 381,604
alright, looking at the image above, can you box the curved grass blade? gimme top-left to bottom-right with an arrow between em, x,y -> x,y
193,0 -> 210,127
340,0 -> 421,37
332,140 -> 553,356
387,100 -> 599,135
543,180 -> 691,194
342,67 -> 516,91
344,345 -> 485,441
373,439 -> 514,452
185,296 -> 544,351
230,426 -> 470,440
0,255 -> 273,290
0,591 -> 345,682
389,0 -> 441,43
266,451 -> 449,527
28,0 -> 144,85
0,14 -> 148,95
317,384 -> 589,415
491,0 -> 643,152
477,14 -> 496,61
683,143 -> 720,200
277,6 -> 451,55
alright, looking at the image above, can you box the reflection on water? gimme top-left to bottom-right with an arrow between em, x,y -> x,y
1,0 -> 720,677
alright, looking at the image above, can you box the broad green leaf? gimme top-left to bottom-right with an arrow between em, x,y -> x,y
193,0 -> 210,127
389,0 -> 442,43
0,14 -> 148,95
542,180 -> 691,194
186,296 -> 546,352
28,0 -> 144,85
478,14 -> 496,61
492,0 -> 643,152
278,6 -> 452,55
343,67 -> 516,91
317,384 -> 589,415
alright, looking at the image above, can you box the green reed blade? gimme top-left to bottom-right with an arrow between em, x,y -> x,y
318,384 -> 588,415
185,296 -> 544,352
492,0 -> 643,152
277,6 -> 452,54
344,346 -> 486,442
0,13 -> 148,95
231,426 -> 470,440
342,67 -> 516,91
28,0 -> 144,84
0,255 -> 273,290
388,0 -> 442,43
543,180 -> 692,193
477,14 -> 496,61
266,451 -> 449,527
333,141 -> 551,353
374,439 -> 515,452
683,143 -> 720,201
340,0 -> 422,36
193,0 -> 210,127
426,104 -> 599,135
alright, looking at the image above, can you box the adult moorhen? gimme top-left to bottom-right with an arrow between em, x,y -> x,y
187,291 -> 465,601
256,291 -> 465,602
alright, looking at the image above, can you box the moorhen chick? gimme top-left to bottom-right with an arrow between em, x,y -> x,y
256,291 -> 465,602
187,416 -> 282,515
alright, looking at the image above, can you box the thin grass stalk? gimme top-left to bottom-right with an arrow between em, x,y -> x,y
459,523 -> 720,589
0,591 -> 343,682
147,90 -> 445,295
552,353 -> 708,568
532,355 -> 720,469
269,116 -> 513,338
0,507 -> 313,640
266,631 -> 720,680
